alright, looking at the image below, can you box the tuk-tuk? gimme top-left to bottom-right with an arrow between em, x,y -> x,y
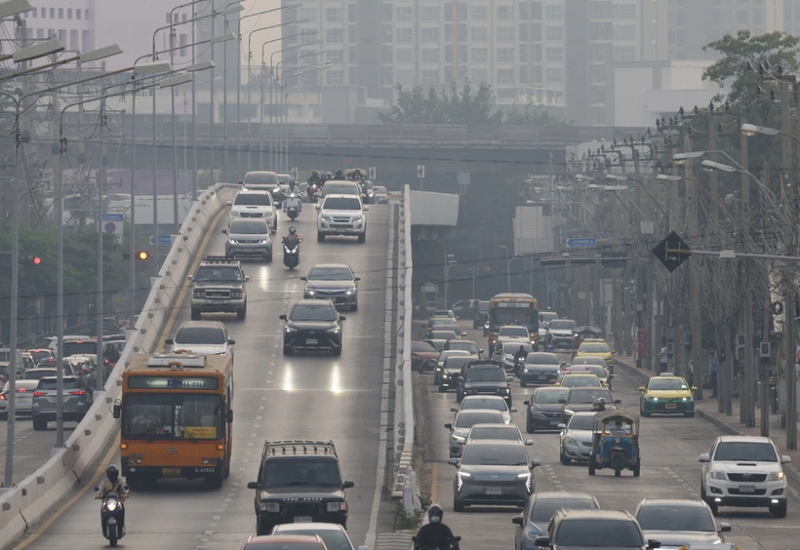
588,407 -> 640,477
572,326 -> 603,356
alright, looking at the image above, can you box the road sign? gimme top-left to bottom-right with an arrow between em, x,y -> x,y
368,166 -> 377,180
651,230 -> 691,272
566,237 -> 597,249
149,234 -> 174,246
417,165 -> 425,179
102,213 -> 124,235
457,172 -> 470,186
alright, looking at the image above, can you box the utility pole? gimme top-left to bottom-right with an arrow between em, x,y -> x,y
96,98 -> 106,393
685,130 -> 703,388
780,79 -> 797,450
761,162 -> 771,437
740,127 -> 756,426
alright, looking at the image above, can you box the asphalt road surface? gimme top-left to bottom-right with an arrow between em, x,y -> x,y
18,204 -> 392,549
421,322 -> 800,550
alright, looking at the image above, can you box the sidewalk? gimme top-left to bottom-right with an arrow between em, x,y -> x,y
614,353 -> 800,491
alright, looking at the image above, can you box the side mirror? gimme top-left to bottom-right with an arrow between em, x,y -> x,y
557,423 -> 566,429
279,314 -> 288,320
247,482 -> 260,489
225,200 -> 232,206
557,399 -> 566,404
187,275 -> 194,281
123,485 -> 129,491
647,540 -> 661,549
314,204 -> 321,210
691,386 -> 698,391
221,229 -> 228,234
94,486 -> 100,491
637,386 -> 645,392
612,350 -> 617,354
525,439 -> 534,446
781,455 -> 792,464
480,349 -> 484,354
614,399 -> 622,404
719,522 -> 732,533
112,400 -> 121,419
530,459 -> 541,469
340,316 -> 347,322
354,277 -> 361,281
523,400 -> 530,406
507,376 -> 514,382
510,407 -> 517,413
343,481 -> 355,489
299,277 -> 307,281
363,206 -> 369,212
444,423 -> 453,429
450,407 -> 459,412
447,458 -> 459,466
226,409 -> 233,423
534,536 -> 550,547
238,180 -> 244,185
608,375 -> 614,380
165,338 -> 174,345
512,515 -> 524,526
228,339 -> 236,345
698,453 -> 711,463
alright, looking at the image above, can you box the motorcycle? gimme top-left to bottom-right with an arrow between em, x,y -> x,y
95,488 -> 127,546
412,535 -> 461,550
307,183 -> 320,203
514,356 -> 526,377
286,205 -> 299,220
283,238 -> 301,270
482,320 -> 490,337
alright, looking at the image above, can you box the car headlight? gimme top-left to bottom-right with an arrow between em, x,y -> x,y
227,238 -> 236,244
453,436 -> 466,444
518,472 -> 532,492
768,471 -> 785,481
456,471 -> 471,490
321,214 -> 332,221
326,501 -> 347,512
284,326 -> 298,333
106,499 -> 118,511
504,387 -> 511,393
353,214 -> 363,221
327,326 -> 341,334
260,502 -> 280,512
306,290 -> 315,296
682,397 -> 689,401
345,289 -> 355,295
710,470 -> 726,480
257,240 -> 269,245
442,372 -> 449,379
564,437 -> 576,445
648,396 -> 658,401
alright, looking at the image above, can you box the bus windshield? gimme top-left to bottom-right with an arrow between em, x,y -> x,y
122,393 -> 223,440
490,306 -> 537,332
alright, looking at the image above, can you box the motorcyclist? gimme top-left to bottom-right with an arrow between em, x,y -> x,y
103,343 -> 120,364
282,226 -> 302,245
307,170 -> 322,187
282,193 -> 303,214
350,168 -> 363,181
513,345 -> 528,375
96,465 -> 128,532
334,169 -> 345,180
415,504 -> 457,550
288,179 -> 299,194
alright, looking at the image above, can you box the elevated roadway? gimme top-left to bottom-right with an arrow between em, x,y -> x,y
15,204 -> 395,549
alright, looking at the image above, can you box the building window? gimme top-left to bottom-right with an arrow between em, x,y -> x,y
327,49 -> 344,64
421,6 -> 439,21
421,27 -> 439,42
382,46 -> 393,64
519,2 -> 528,19
84,9 -> 90,20
70,29 -> 78,49
471,47 -> 488,63
300,7 -> 317,22
396,48 -> 413,63
382,4 -> 392,22
444,3 -> 452,21
496,68 -> 514,84
497,48 -> 514,63
470,5 -> 488,20
349,25 -> 358,43
326,69 -> 344,85
545,4 -> 562,20
58,28 -> 65,44
58,8 -> 63,19
519,65 -> 529,84
590,86 -> 606,104
458,44 -> 467,63
519,23 -> 528,41
348,3 -> 357,23
496,26 -> 514,42
396,69 -> 413,85
531,23 -> 542,41
613,25 -> 636,40
40,7 -> 44,17
546,47 -> 563,62
36,28 -> 43,39
67,8 -> 72,19
533,65 -> 543,83
396,27 -> 413,43
349,66 -> 358,84
471,27 -> 488,42
82,29 -> 90,50
458,24 -> 468,41
546,26 -> 562,40
179,33 -> 187,56
49,8 -> 54,18
532,44 -> 542,62
497,6 -> 513,20
396,6 -> 412,22
326,28 -> 343,43
546,68 -> 563,83
589,64 -> 605,83
457,2 -> 468,21
612,3 -> 636,18
612,46 -> 636,61
421,48 -> 439,64
326,7 -> 342,22
421,69 -> 439,84
519,44 -> 528,62
471,68 -> 488,83
382,67 -> 394,85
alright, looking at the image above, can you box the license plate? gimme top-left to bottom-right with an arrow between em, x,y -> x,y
294,516 -> 313,523
162,468 -> 181,477
537,375 -> 546,380
486,487 -> 502,495
306,338 -> 318,345
739,485 -> 756,493
210,298 -> 226,303
665,403 -> 677,409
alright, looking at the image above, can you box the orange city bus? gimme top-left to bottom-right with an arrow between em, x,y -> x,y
487,293 -> 539,354
114,352 -> 233,488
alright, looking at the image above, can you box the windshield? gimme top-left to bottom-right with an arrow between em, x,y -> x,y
244,544 -> 322,550
502,343 -> 532,354
412,342 -> 436,353
324,197 -> 361,210
307,267 -> 353,281
460,398 -> 506,412
290,304 -> 336,322
455,411 -> 505,428
63,341 -> 97,357
28,350 -> 53,362
443,357 -> 474,370
323,184 -> 358,195
448,342 -> 478,352
260,458 -> 341,488
636,505 -> 715,532
25,369 -> 57,380
470,426 -> 519,440
122,393 -> 223,440
194,266 -> 242,283
562,375 -> 601,388
532,388 -> 570,404
431,331 -> 457,340
649,378 -> 689,391
573,358 -> 606,367
549,320 -> 575,330
275,528 -> 351,550
491,304 -> 537,332
569,366 -> 607,378
568,415 -> 596,431
244,172 -> 278,184
581,343 -> 610,353
229,220 -> 268,235
234,193 -> 271,206
555,519 -> 643,547
465,368 -> 506,382
460,444 -> 528,466
569,389 -> 613,404
526,354 -> 559,365
714,441 -> 777,462
499,327 -> 529,338
37,378 -> 82,391
529,498 -> 597,522
175,327 -> 226,345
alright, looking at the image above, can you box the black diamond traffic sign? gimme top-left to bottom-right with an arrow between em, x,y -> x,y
651,231 -> 692,272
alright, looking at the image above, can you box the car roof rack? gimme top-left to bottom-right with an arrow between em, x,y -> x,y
201,256 -> 239,264
262,440 -> 338,457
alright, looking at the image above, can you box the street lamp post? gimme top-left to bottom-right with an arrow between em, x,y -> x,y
445,260 -> 456,309
507,254 -> 523,293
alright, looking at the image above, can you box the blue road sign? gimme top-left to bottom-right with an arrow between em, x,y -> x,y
102,213 -> 124,222
149,235 -> 174,246
566,237 -> 597,249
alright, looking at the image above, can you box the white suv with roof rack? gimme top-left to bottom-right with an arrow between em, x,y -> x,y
315,194 -> 368,242
227,188 -> 277,233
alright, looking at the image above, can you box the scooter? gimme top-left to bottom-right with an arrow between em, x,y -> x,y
412,535 -> 461,550
95,488 -> 127,547
286,205 -> 299,220
283,238 -> 301,270
483,320 -> 490,337
307,183 -> 320,203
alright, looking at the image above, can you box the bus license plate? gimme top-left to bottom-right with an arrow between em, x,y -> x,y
162,468 -> 181,477
294,516 -> 313,523
739,485 -> 756,494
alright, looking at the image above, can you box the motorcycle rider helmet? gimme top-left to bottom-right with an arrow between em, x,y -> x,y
106,464 -> 120,484
288,226 -> 297,235
427,504 -> 444,524
326,172 -> 333,179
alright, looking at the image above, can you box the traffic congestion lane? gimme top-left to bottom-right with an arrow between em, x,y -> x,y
0,417 -> 72,485
19,205 -> 391,549
420,322 -> 800,550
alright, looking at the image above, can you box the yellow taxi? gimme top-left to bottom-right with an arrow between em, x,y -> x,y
638,372 -> 696,417
556,373 -> 602,389
574,338 -> 614,368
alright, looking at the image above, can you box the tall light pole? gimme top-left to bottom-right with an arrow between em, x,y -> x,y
507,254 -> 523,293
445,259 -> 456,308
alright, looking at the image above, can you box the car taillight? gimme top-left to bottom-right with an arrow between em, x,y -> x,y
69,390 -> 86,396
0,394 -> 6,401
33,391 -> 47,397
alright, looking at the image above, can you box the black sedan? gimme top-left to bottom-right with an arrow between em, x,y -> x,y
280,299 -> 346,356
457,364 -> 514,406
438,356 -> 475,393
561,387 -> 620,422
523,387 -> 571,433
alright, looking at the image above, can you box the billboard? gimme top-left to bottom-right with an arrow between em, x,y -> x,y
513,206 -> 554,255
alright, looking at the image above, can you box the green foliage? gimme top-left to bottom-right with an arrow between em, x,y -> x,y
394,500 -> 423,530
505,104 -> 568,126
379,80 -> 502,125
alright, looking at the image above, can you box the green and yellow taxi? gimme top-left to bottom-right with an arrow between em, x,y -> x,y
574,338 -> 614,368
638,373 -> 697,417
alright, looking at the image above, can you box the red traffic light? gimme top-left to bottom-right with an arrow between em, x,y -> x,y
32,256 -> 42,265
136,251 -> 150,260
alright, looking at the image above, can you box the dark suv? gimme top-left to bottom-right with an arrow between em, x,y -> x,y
457,362 -> 513,406
280,299 -> 346,356
533,509 -> 660,550
247,440 -> 355,535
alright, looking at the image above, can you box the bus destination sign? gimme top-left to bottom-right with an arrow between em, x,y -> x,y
128,376 -> 219,390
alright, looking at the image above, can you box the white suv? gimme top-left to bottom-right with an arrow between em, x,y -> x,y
699,435 -> 790,517
228,189 -> 277,233
315,194 -> 368,243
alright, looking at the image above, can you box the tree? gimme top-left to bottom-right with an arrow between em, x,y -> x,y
504,104 -> 568,125
378,80 -> 501,124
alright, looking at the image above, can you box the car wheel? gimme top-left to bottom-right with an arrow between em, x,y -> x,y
332,346 -> 342,357
0,412 -> 7,421
588,455 -> 596,476
453,497 -> 465,512
526,417 -> 535,434
191,307 -> 202,320
684,411 -> 695,418
237,308 -> 246,321
438,384 -> 447,393
317,233 -> 325,242
520,380 -> 527,388
771,500 -> 788,518
632,463 -> 640,477
256,522 -> 274,536
283,344 -> 293,356
265,252 -> 273,263
357,232 -> 366,243
560,449 -> 571,465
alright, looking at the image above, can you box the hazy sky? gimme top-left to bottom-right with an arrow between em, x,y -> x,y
240,0 -> 283,66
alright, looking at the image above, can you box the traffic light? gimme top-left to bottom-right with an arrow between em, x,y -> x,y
31,256 -> 42,266
136,251 -> 150,260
